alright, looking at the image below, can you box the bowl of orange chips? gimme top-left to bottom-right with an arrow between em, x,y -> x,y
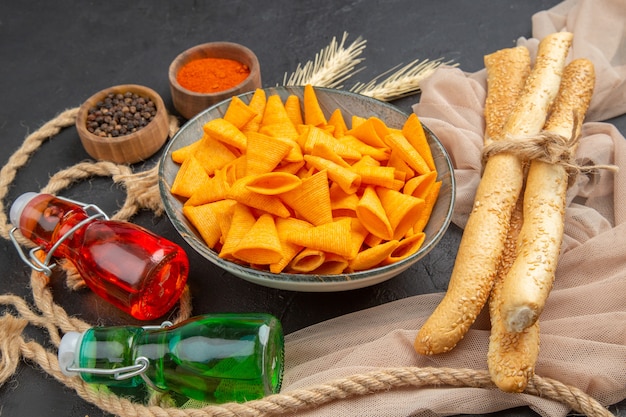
159,85 -> 455,291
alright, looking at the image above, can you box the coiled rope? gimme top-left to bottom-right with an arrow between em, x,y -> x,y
0,108 -> 614,417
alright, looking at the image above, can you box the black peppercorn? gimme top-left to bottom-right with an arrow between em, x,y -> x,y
86,91 -> 157,138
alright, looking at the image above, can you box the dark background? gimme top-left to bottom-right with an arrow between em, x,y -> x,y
0,1 -> 624,416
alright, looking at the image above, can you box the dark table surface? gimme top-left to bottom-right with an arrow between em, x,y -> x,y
1,1 -> 624,416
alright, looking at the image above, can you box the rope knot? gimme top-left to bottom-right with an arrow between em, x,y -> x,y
113,165 -> 164,220
482,127 -> 618,181
483,130 -> 576,168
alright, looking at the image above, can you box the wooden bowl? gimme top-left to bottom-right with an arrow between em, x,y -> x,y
168,42 -> 262,120
76,84 -> 170,164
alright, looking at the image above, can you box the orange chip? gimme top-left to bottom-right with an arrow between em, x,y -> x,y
370,117 -> 391,142
224,96 -> 257,129
351,115 -> 366,129
412,180 -> 441,234
352,154 -> 380,167
347,117 -> 387,148
207,199 -> 238,243
170,155 -> 210,198
309,140 -> 350,168
304,155 -> 361,194
402,113 -> 436,171
387,149 -> 416,180
303,84 -> 327,127
349,240 -> 400,271
241,88 -> 267,133
245,131 -> 293,175
279,170 -> 333,225
289,248 -> 326,273
364,233 -> 384,249
228,176 -> 291,218
377,187 -> 425,240
259,122 -> 300,142
356,186 -> 393,241
219,203 -> 257,260
384,131 -> 431,175
350,164 -> 396,189
261,94 -> 294,127
186,168 -> 230,206
193,134 -> 239,176
383,232 -> 426,265
271,217 -> 311,273
222,156 -> 247,184
347,217 -> 369,259
286,217 -> 353,259
337,135 -> 389,162
232,213 -> 283,265
302,125 -> 361,161
274,160 -> 306,175
182,203 -> 222,249
257,122 -> 303,163
171,140 -> 201,164
327,108 -> 348,138
311,253 -> 349,275
329,182 -> 359,212
203,118 -> 248,151
403,170 -> 437,199
245,172 -> 302,195
284,94 -> 304,126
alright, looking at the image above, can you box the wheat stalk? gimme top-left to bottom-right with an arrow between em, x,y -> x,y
283,32 -> 367,89
352,58 -> 458,101
284,33 -> 456,102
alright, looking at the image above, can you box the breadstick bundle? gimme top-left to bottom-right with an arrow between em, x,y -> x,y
413,32 -> 596,393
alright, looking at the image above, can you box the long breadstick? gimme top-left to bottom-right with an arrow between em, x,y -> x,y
501,58 -> 595,333
484,46 -> 531,145
414,32 -> 573,355
488,192 -> 540,393
483,47 -> 539,393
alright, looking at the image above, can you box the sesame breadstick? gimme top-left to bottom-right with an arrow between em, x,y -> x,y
501,58 -> 595,333
488,192 -> 540,392
414,32 -> 573,355
484,47 -> 539,393
484,46 -> 531,145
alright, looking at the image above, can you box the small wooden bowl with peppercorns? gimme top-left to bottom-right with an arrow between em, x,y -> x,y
168,42 -> 262,120
76,84 -> 170,164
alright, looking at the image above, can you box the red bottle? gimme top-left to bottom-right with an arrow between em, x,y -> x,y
10,192 -> 189,320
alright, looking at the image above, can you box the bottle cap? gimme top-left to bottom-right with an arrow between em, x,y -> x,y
58,331 -> 84,376
9,192 -> 39,228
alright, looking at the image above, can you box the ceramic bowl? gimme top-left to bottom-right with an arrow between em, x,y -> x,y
76,84 -> 170,164
159,86 -> 456,291
168,42 -> 262,120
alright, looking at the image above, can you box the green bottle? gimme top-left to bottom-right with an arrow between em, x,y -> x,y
58,313 -> 284,403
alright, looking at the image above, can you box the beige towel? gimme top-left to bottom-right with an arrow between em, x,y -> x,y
281,0 -> 626,415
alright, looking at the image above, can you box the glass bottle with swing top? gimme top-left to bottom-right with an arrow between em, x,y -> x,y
9,192 -> 189,320
57,313 -> 285,403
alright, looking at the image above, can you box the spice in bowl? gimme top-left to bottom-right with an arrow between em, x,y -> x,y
176,58 -> 251,94
168,42 -> 262,120
86,91 -> 157,138
76,84 -> 170,164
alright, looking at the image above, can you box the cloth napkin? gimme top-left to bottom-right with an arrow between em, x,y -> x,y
281,0 -> 626,416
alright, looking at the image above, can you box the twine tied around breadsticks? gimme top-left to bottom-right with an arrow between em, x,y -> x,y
0,108 -> 617,417
481,113 -> 619,184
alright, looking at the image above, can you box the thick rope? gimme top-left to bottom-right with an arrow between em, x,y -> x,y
0,107 -> 80,240
0,109 -> 616,417
0,308 -> 615,417
482,129 -> 619,177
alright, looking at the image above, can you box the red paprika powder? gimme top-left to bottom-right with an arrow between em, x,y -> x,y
177,58 -> 251,94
